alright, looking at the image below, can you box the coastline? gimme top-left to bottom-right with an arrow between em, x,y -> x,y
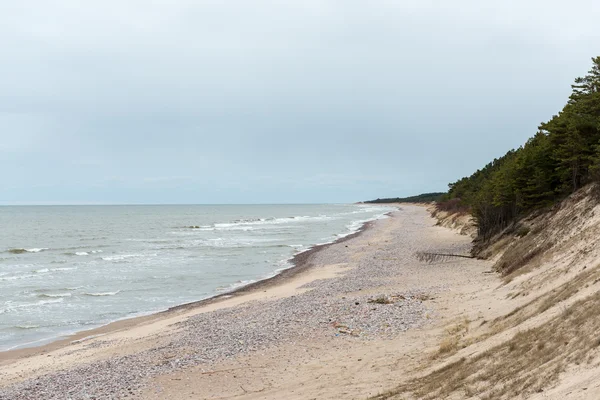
168,215 -> 381,312
1,204 -> 495,400
0,210 -> 386,363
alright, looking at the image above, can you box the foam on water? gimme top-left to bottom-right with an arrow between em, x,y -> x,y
0,274 -> 37,282
27,248 -> 49,253
14,325 -> 41,330
37,293 -> 72,299
0,298 -> 65,315
34,268 -> 49,273
215,279 -> 257,293
83,291 -> 121,297
101,254 -> 152,261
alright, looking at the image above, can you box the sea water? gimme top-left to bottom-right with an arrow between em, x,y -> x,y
0,204 -> 393,350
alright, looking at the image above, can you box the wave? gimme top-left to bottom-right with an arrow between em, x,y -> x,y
338,206 -> 392,215
27,248 -> 49,253
166,231 -> 360,251
5,248 -> 49,254
335,213 -> 391,239
0,298 -> 64,314
64,249 -> 103,256
34,286 -> 79,293
0,265 -> 77,281
182,225 -> 259,232
215,279 -> 256,293
34,268 -> 49,273
212,225 -> 256,231
0,274 -> 37,281
205,237 -> 284,249
182,215 -> 337,233
232,217 -> 264,223
83,290 -> 121,297
14,325 -> 41,330
37,292 -> 72,298
159,237 -> 286,250
101,254 -> 152,261
33,266 -> 76,273
215,215 -> 333,228
35,298 -> 64,306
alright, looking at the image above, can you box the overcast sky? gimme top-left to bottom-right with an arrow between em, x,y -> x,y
1,1 -> 599,204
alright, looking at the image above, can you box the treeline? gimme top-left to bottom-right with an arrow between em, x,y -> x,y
366,192 -> 445,204
443,56 -> 600,239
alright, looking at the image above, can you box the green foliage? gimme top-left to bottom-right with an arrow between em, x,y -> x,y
366,192 -> 446,204
446,56 -> 600,239
436,198 -> 471,214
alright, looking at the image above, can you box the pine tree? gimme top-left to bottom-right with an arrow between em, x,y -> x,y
445,57 -> 600,239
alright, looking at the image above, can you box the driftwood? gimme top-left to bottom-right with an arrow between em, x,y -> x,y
415,252 -> 475,263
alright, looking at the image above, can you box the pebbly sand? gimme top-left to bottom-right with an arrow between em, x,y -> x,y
0,205 -> 495,400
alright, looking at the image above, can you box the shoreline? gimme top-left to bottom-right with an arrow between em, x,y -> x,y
167,216 -> 379,312
0,204 -> 493,400
0,210 -> 386,362
5,199 -> 598,399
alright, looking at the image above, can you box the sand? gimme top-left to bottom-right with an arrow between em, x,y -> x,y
0,205 -> 499,400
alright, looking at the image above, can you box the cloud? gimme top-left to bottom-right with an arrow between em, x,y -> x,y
1,1 -> 599,203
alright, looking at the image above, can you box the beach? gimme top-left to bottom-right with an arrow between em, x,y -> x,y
0,205 -> 495,399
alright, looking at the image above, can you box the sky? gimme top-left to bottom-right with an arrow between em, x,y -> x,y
1,1 -> 599,204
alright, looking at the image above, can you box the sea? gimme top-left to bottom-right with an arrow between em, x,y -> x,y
0,203 -> 394,351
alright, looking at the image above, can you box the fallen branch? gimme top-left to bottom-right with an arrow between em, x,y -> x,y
415,252 -> 475,263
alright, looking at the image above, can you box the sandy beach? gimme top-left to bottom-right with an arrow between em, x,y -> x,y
3,3 -> 598,398
0,205 -> 496,399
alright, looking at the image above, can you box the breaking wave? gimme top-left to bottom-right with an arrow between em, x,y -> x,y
37,293 -> 72,298
83,290 -> 121,297
6,248 -> 49,254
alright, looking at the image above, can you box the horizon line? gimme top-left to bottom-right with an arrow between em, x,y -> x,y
0,201 -> 364,206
